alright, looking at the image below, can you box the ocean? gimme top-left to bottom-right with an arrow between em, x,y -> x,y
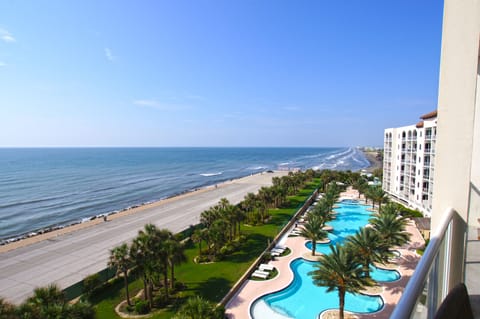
0,147 -> 370,241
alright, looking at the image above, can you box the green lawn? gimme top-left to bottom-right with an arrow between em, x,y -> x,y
92,179 -> 319,318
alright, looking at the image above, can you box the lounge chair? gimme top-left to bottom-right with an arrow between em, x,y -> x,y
251,270 -> 269,279
259,264 -> 274,271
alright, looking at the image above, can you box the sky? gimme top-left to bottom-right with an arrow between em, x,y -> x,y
0,1 -> 444,147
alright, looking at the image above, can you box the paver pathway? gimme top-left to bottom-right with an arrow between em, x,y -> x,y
226,189 -> 424,319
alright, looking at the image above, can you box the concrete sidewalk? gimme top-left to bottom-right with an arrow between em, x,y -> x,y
0,172 -> 287,304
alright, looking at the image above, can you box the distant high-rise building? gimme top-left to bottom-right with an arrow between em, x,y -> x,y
383,111 -> 437,216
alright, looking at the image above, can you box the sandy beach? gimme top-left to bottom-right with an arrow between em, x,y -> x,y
0,171 -> 288,304
361,149 -> 383,173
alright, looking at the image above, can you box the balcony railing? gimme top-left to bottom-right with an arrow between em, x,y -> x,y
390,208 -> 464,319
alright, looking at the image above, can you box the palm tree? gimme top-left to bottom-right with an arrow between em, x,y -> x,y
352,178 -> 368,199
258,187 -> 274,209
207,219 -> 228,257
309,244 -> 372,319
192,228 -> 206,257
369,210 -> 410,253
232,206 -> 245,238
130,224 -> 170,306
299,215 -> 328,256
148,227 -> 173,300
311,199 -> 334,223
370,186 -> 388,210
166,238 -> 187,289
242,192 -> 258,224
130,229 -> 151,303
345,227 -> 384,278
323,185 -> 340,213
200,208 -> 219,230
19,284 -> 94,319
255,200 -> 268,223
109,243 -> 132,306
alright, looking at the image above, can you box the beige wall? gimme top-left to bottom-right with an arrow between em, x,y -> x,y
433,0 -> 479,227
432,0 -> 480,291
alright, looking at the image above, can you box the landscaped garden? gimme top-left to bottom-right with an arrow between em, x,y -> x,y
91,170 -> 324,319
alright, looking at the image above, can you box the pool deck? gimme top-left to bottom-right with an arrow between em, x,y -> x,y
225,187 -> 425,319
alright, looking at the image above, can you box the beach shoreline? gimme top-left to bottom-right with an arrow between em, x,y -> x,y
361,149 -> 383,172
0,171 -> 288,254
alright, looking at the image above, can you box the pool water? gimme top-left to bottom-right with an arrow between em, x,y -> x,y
305,200 -> 373,254
252,259 -> 384,319
251,200 -> 399,319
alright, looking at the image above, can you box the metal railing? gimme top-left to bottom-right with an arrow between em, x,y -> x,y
390,208 -> 459,319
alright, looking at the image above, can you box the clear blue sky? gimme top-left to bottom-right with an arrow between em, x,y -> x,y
0,1 -> 444,147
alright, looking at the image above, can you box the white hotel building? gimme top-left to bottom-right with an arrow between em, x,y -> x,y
383,111 -> 437,216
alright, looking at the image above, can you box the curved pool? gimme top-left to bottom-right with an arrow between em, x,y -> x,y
251,259 -> 384,319
250,200 -> 396,319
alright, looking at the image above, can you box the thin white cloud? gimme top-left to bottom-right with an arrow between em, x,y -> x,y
133,99 -> 188,111
0,62 -> 6,67
0,28 -> 15,43
104,47 -> 115,62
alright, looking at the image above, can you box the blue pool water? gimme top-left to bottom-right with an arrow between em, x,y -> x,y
251,200 -> 399,319
254,259 -> 384,319
305,200 -> 372,254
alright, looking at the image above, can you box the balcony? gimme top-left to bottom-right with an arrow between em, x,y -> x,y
390,208 -> 479,319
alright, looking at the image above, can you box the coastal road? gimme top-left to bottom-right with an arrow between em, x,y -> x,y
0,172 -> 287,304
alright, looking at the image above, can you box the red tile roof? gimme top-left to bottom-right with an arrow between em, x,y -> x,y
416,121 -> 424,128
420,110 -> 437,120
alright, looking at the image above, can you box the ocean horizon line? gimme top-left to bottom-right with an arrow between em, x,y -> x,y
0,145 -> 360,149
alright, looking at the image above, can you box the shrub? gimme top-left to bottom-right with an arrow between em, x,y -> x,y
135,299 -> 150,314
153,293 -> 169,308
196,255 -> 211,263
262,252 -> 272,263
174,281 -> 186,291
83,273 -> 102,300
394,203 -> 424,218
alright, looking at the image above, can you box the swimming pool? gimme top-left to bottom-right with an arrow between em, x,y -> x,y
250,200 -> 398,319
251,259 -> 384,319
305,200 -> 373,254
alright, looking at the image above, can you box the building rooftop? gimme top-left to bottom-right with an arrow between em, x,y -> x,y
420,110 -> 438,120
